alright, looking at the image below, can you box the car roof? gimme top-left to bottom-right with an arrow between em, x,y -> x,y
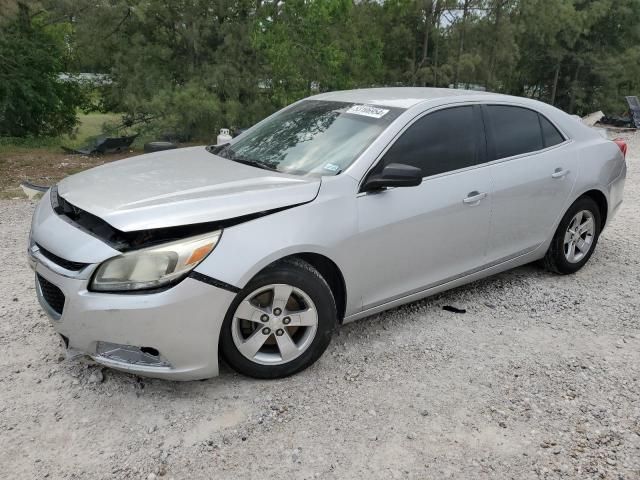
307,87 -> 591,141
310,87 -> 497,109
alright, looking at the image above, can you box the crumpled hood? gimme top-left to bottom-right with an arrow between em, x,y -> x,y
57,146 -> 320,232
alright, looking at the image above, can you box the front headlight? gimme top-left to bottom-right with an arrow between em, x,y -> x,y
90,231 -> 221,292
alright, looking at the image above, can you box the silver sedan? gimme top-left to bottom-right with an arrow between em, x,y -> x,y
28,88 -> 627,380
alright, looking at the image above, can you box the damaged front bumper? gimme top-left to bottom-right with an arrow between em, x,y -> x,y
28,191 -> 235,380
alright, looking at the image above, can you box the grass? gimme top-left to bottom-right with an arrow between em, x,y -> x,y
0,112 -> 138,198
0,112 -> 124,154
0,135 -> 65,153
64,111 -> 123,148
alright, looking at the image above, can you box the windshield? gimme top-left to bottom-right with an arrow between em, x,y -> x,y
213,100 -> 403,176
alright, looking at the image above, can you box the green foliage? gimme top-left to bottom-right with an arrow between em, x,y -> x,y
254,0 -> 385,104
75,0 -> 275,140
0,4 -> 86,137
3,0 -> 640,141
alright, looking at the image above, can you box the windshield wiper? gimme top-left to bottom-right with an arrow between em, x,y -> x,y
207,143 -> 277,172
229,157 -> 278,172
205,143 -> 228,154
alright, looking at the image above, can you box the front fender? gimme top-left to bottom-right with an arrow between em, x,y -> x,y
194,175 -> 362,315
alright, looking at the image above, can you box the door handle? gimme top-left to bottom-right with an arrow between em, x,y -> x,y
463,191 -> 487,205
551,168 -> 570,179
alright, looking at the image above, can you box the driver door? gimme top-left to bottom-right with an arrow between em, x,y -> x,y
354,105 -> 493,310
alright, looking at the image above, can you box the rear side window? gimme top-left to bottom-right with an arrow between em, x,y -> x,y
486,105 -> 543,159
379,106 -> 478,177
539,114 -> 565,147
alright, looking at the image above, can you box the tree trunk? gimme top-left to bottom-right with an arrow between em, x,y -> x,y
421,1 -> 433,65
550,62 -> 561,105
453,0 -> 471,88
420,1 -> 436,86
568,63 -> 581,114
411,19 -> 417,86
433,11 -> 441,86
486,0 -> 504,90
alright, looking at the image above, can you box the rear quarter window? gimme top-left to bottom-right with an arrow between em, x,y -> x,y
539,114 -> 565,147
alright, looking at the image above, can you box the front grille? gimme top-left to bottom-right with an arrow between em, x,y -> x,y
36,244 -> 89,271
37,274 -> 65,315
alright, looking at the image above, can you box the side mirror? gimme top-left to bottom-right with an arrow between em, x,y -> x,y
362,163 -> 423,192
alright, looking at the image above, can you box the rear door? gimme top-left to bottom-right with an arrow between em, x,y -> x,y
354,105 -> 493,310
483,105 -> 577,263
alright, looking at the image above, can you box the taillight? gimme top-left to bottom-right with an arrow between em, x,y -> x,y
613,138 -> 628,158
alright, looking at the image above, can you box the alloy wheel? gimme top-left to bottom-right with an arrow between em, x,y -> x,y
231,284 -> 318,365
563,210 -> 595,263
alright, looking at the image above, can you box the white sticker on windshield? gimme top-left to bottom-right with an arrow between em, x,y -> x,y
345,104 -> 390,119
323,163 -> 340,172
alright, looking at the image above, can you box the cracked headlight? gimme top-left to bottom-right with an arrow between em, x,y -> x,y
91,231 -> 221,292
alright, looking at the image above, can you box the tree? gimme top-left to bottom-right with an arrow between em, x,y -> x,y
253,0 -> 384,103
13,0 -> 639,139
0,3 -> 85,137
71,0 -> 273,140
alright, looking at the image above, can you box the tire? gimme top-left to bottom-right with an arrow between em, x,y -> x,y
143,141 -> 177,153
543,196 -> 602,275
220,258 -> 337,379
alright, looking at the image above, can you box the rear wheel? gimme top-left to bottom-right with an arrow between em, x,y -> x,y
220,258 -> 337,379
543,196 -> 602,274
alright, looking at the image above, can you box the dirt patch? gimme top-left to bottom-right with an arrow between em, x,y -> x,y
0,149 -> 137,198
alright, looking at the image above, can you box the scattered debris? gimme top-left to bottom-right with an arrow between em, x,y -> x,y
63,134 -> 137,155
442,305 -> 466,314
598,115 -> 635,128
626,95 -> 640,128
291,448 -> 301,463
87,368 -> 104,384
19,182 -> 48,200
582,111 -> 604,127
594,96 -> 640,130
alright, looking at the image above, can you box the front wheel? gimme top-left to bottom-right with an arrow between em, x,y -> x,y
543,196 -> 602,274
220,258 -> 337,379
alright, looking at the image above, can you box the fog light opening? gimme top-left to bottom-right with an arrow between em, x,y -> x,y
140,346 -> 159,357
95,341 -> 171,368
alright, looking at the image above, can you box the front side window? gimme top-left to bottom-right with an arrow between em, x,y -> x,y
213,100 -> 403,176
486,105 -> 544,159
376,106 -> 479,178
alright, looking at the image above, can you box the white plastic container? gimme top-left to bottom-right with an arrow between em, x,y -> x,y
217,128 -> 232,145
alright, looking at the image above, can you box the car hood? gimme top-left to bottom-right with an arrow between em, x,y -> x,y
57,146 -> 321,232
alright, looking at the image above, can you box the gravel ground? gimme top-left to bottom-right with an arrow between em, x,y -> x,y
1,131 -> 639,480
